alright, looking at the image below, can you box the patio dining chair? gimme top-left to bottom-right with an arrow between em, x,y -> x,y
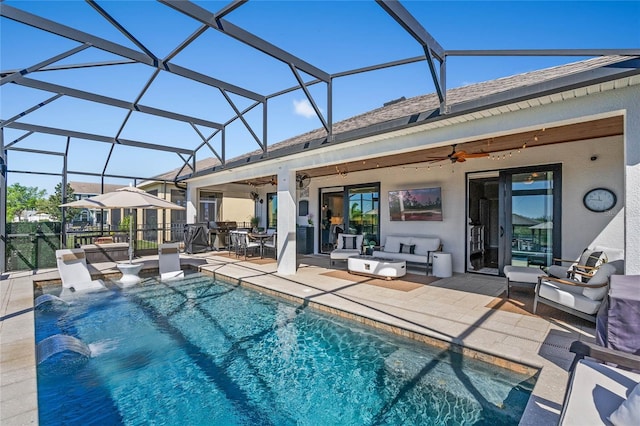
263,232 -> 277,259
235,231 -> 261,259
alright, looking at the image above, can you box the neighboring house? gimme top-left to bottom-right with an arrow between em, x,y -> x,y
13,210 -> 54,223
158,56 -> 639,276
68,182 -> 123,227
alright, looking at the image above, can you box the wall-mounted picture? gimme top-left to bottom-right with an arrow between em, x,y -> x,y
389,187 -> 442,221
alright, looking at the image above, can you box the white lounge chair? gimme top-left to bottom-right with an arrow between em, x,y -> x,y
55,248 -> 106,295
561,341 -> 640,425
159,243 -> 185,281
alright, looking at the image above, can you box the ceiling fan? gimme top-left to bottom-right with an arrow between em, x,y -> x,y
296,173 -> 311,189
426,144 -> 489,164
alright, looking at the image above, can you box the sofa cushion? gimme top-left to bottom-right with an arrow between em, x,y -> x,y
372,251 -> 430,265
410,237 -> 440,256
383,236 -> 404,253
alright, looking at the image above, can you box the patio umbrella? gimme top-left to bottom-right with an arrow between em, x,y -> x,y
60,186 -> 185,263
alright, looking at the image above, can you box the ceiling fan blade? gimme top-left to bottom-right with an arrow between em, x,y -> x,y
463,153 -> 490,158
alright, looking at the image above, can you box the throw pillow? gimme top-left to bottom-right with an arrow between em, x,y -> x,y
576,249 -> 608,282
399,243 -> 416,254
343,236 -> 357,250
609,382 -> 640,426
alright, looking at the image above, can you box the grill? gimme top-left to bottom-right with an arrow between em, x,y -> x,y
209,221 -> 237,250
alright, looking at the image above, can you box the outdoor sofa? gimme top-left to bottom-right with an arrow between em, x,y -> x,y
372,235 -> 442,275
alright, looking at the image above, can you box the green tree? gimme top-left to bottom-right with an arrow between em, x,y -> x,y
6,183 -> 47,222
38,183 -> 80,221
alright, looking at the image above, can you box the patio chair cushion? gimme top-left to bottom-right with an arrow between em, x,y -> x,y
538,281 -> 602,315
560,359 -> 640,425
609,382 -> 640,425
582,261 -> 624,300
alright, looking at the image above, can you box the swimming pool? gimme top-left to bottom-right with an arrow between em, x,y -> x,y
36,273 -> 535,425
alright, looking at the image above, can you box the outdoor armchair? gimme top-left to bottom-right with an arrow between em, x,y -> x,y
534,260 -> 624,322
330,233 -> 364,266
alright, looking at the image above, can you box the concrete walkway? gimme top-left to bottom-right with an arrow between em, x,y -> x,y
1,252 -> 596,425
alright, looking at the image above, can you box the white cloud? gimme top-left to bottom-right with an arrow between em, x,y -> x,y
293,99 -> 318,119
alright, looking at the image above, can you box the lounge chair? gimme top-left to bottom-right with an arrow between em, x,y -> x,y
55,248 -> 106,295
560,341 -> 640,425
159,243 -> 185,280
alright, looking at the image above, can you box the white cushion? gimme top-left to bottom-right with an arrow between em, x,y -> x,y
582,263 -> 616,301
336,233 -> 362,250
330,249 -> 360,260
410,237 -> 440,256
383,236 -> 404,253
538,281 -> 602,315
561,360 -> 640,426
504,265 -> 547,283
609,382 -> 640,426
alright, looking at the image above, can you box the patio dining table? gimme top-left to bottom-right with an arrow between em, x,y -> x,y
249,232 -> 273,258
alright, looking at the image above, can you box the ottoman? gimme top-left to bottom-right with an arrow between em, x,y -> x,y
503,265 -> 547,298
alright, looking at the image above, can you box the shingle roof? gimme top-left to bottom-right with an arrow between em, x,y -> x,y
154,55 -> 636,182
69,181 -> 124,195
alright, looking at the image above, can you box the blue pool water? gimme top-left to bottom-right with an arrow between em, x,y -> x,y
36,273 -> 535,425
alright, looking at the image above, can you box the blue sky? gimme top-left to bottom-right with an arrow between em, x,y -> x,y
2,0 -> 639,195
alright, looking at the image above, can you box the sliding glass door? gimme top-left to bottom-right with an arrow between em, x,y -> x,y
500,165 -> 561,272
467,164 -> 561,275
319,183 -> 380,254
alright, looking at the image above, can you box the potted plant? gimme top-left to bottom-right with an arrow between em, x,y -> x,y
250,216 -> 260,233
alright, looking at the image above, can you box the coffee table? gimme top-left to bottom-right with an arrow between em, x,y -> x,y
347,255 -> 406,280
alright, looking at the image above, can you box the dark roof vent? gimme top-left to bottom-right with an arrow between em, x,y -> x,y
383,96 -> 406,107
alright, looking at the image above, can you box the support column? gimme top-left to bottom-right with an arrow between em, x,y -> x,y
186,184 -> 198,225
625,106 -> 640,274
277,167 -> 297,275
0,129 -> 6,273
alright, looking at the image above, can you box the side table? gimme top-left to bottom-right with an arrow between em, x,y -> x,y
432,252 -> 453,278
117,263 -> 143,287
